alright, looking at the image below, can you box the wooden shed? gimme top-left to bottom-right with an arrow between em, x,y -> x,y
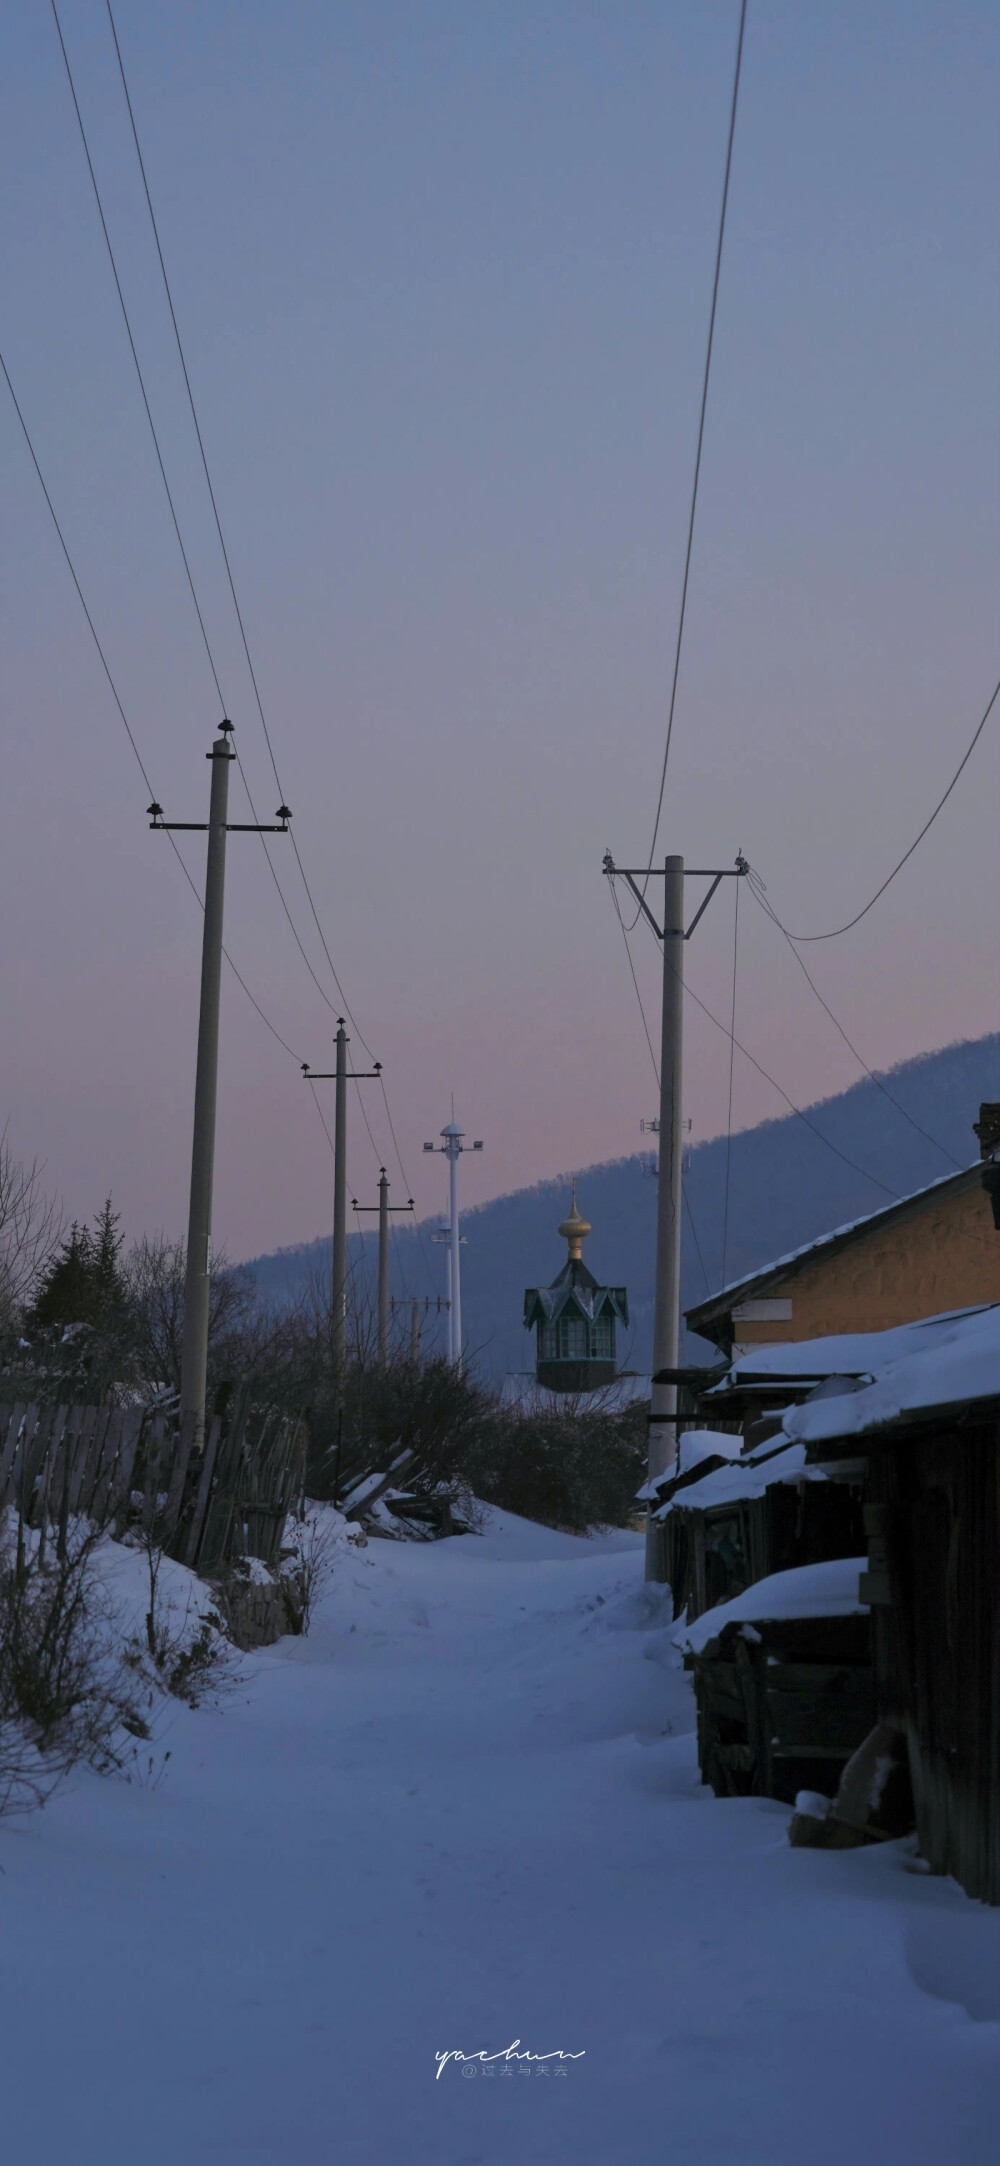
675,1561 -> 875,1806
783,1302 -> 1000,1902
645,1432 -> 864,1623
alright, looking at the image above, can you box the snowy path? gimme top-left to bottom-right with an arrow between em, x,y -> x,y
2,1510 -> 997,2166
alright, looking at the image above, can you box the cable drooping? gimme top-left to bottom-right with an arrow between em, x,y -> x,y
103,0 -> 378,1063
48,0 -> 227,715
609,879 -> 661,1080
746,865 -> 962,1167
1,343 -> 310,1073
631,0 -> 748,922
616,880 -> 899,1200
50,0 -> 362,1050
607,881 -> 719,1298
759,676 -> 1000,942
683,1181 -> 711,1298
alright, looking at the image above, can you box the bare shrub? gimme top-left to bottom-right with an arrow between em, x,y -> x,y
125,1235 -> 276,1400
121,1444 -> 237,1707
279,1507 -> 342,1634
0,1510 -> 148,1817
0,1129 -> 63,1333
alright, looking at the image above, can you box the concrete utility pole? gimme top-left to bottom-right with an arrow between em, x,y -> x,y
423,1116 -> 483,1367
302,1027 -> 381,1383
353,1169 -> 415,1366
603,850 -> 747,1579
177,731 -> 232,1455
333,1023 -> 349,1376
149,721 -> 291,1455
649,856 -> 684,1528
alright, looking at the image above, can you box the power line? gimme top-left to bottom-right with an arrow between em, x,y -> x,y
103,0 -> 379,1064
632,0 -> 747,919
49,0 -> 227,716
54,2 -> 410,1199
50,0 -> 359,1051
763,675 -> 1000,942
683,1181 -> 711,1298
1,346 -> 156,800
0,342 -> 307,1074
676,949 -> 898,1199
609,879 -> 661,1080
617,886 -> 898,1199
746,865 -> 961,1168
609,880 -> 716,1299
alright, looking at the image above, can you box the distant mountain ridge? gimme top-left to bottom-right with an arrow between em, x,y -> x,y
247,1034 -> 999,1377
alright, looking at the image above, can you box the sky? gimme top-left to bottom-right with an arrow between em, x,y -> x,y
1,0 -> 997,1275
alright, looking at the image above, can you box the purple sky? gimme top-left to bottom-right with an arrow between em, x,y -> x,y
1,1 -> 997,1268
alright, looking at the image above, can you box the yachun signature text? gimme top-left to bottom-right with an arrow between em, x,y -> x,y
435,2041 -> 585,2079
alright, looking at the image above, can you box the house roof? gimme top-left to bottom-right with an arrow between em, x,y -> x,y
686,1161 -> 985,1338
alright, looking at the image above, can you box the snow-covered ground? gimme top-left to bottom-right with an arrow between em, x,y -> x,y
2,1508 -> 997,2166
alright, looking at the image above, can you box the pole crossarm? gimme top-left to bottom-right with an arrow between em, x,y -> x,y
603,852 -> 748,941
302,1065 -> 382,1080
149,815 -> 291,832
353,1198 -> 415,1213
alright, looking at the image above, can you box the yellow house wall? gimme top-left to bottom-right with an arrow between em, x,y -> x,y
734,1182 -> 1000,1348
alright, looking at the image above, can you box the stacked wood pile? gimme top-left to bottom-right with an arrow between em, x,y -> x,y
687,1611 -> 875,1805
338,1451 -> 474,1539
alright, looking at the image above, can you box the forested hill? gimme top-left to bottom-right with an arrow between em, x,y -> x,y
247,1034 -> 999,1378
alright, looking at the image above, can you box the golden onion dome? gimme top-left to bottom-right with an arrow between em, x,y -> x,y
557,1181 -> 591,1262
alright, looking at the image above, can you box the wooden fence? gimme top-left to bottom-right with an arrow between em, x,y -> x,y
0,1389 -> 307,1578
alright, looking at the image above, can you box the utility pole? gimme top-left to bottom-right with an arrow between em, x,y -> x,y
651,855 -> 684,1523
149,722 -> 291,1458
352,1169 -> 414,1366
603,851 -> 747,1579
302,1026 -> 381,1384
423,1116 -> 483,1367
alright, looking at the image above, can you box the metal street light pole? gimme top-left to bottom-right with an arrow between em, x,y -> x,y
423,1116 -> 483,1368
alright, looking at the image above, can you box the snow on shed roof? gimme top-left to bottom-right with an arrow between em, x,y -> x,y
635,1429 -> 743,1502
710,1303 -> 994,1394
653,1439 -> 825,1520
783,1301 -> 1000,1449
673,1555 -> 868,1656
